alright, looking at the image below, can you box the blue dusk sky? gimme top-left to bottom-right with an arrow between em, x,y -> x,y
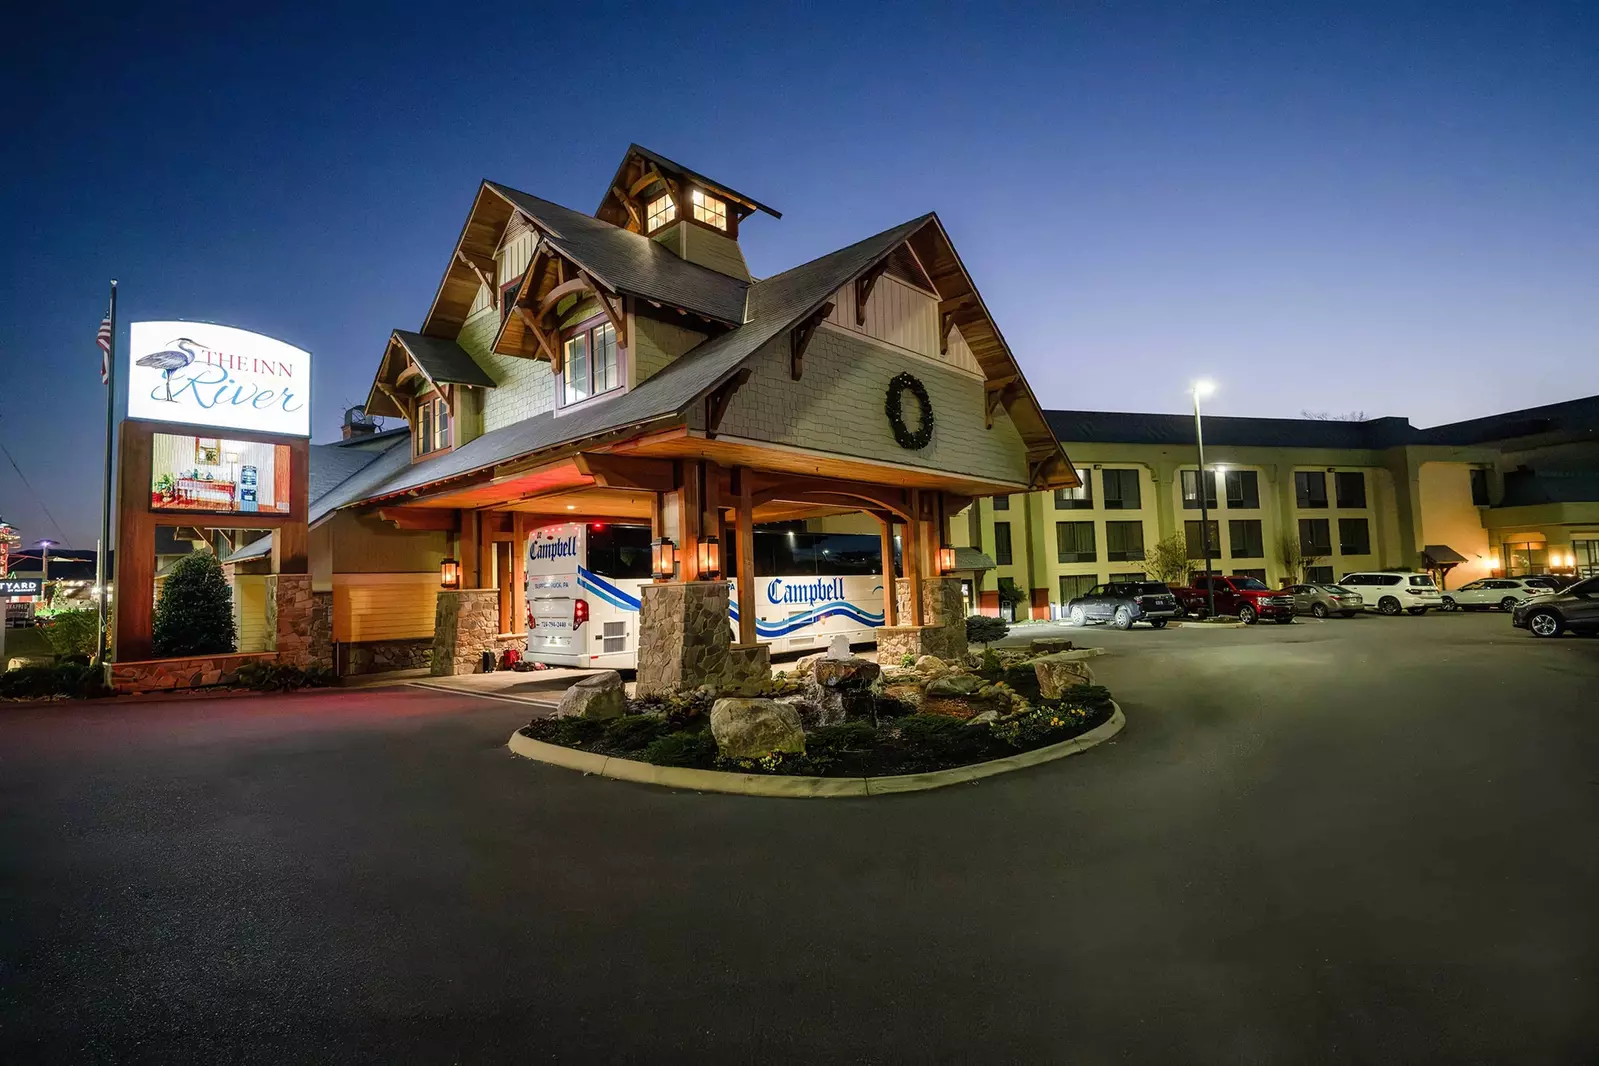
1,2 -> 1595,547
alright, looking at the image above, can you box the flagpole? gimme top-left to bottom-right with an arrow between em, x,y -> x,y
96,280 -> 118,664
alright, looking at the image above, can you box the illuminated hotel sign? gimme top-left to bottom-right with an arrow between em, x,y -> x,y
127,322 -> 311,437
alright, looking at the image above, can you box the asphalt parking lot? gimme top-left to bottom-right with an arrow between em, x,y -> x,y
2,611 -> 1597,1063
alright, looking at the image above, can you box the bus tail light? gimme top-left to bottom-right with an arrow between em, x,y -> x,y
574,597 -> 589,630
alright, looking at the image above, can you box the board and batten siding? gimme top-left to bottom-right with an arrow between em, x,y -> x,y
233,575 -> 272,652
825,274 -> 983,377
333,573 -> 440,643
714,326 -> 1029,484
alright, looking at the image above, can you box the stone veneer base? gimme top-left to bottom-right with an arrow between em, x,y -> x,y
110,652 -> 281,695
506,703 -> 1124,798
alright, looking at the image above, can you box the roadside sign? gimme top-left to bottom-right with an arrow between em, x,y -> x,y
0,578 -> 43,597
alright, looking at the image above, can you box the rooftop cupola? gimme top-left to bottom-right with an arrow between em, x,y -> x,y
595,144 -> 780,282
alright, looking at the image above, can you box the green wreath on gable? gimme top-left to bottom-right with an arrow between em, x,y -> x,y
885,372 -> 934,450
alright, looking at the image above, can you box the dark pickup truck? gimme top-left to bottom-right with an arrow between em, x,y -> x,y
1172,575 -> 1296,624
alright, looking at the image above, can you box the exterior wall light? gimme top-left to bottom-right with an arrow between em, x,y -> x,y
937,545 -> 957,574
651,537 -> 676,579
440,557 -> 460,590
697,536 -> 721,580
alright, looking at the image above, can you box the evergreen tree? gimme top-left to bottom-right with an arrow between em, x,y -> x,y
152,551 -> 237,657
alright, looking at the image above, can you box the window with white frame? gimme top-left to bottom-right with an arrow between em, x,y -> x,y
561,320 -> 620,406
646,193 -> 676,232
690,188 -> 727,230
413,392 -> 450,458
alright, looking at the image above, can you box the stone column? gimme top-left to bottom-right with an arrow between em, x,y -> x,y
267,573 -> 323,669
432,589 -> 499,676
880,576 -> 968,662
636,581 -> 731,697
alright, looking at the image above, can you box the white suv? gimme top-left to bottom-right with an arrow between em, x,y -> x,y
1442,577 -> 1552,612
1338,571 -> 1446,615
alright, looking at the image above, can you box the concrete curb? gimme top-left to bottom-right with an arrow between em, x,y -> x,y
1166,618 -> 1247,629
505,702 -> 1126,798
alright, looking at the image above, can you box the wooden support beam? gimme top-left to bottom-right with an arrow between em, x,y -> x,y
608,185 -> 642,230
515,305 -> 562,372
579,271 -> 628,350
985,381 -> 1019,430
459,509 -> 480,589
905,489 -> 924,626
854,260 -> 890,326
736,468 -> 756,645
789,301 -> 833,380
677,461 -> 702,582
878,515 -> 898,629
375,507 -> 458,531
510,513 -> 527,636
455,250 -> 499,308
537,277 -> 594,321
704,368 -> 751,439
573,453 -> 675,492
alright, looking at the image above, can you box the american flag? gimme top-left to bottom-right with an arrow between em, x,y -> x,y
96,314 -> 112,384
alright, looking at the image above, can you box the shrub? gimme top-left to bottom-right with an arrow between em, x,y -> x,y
640,730 -> 718,768
44,609 -> 99,661
885,713 -> 997,768
601,713 -> 671,752
152,552 -> 236,657
899,653 -> 917,668
232,662 -> 334,691
965,614 -> 1009,647
0,662 -> 111,700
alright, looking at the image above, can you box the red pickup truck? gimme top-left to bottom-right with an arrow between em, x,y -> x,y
1172,575 -> 1296,624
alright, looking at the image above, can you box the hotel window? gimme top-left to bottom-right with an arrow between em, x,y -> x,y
993,522 -> 1013,566
1295,471 -> 1329,508
1109,572 -> 1147,583
1470,468 -> 1491,506
561,320 -> 620,406
1234,568 -> 1267,583
1229,519 -> 1264,558
1184,520 -> 1220,560
1054,474 -> 1093,509
1335,471 -> 1367,509
1338,518 -> 1371,555
1181,470 -> 1217,510
1225,470 -> 1259,509
992,494 -> 1010,511
1105,521 -> 1144,561
413,393 -> 450,457
690,188 -> 727,230
1306,565 -> 1334,584
1056,521 -> 1096,563
1101,468 -> 1140,510
645,192 -> 676,233
1299,518 -> 1332,557
1060,574 -> 1096,603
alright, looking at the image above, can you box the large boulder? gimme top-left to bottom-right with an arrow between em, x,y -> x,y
808,654 -> 881,726
556,670 -> 625,719
710,698 -> 806,759
1034,653 -> 1097,700
812,656 -> 880,690
1031,638 -> 1074,656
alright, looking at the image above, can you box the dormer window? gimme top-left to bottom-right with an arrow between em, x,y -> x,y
691,189 -> 727,231
413,392 -> 450,458
561,319 -> 620,407
646,192 -> 677,233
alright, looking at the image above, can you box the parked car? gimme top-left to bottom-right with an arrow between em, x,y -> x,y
1066,581 -> 1181,630
1511,576 -> 1599,637
1337,571 -> 1445,615
1286,583 -> 1364,618
1519,575 -> 1567,592
1171,575 -> 1296,624
1442,577 -> 1552,612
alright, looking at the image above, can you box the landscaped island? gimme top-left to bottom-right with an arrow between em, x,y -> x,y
518,643 -> 1114,779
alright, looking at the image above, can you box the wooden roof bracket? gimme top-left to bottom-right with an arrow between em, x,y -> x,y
579,271 -> 628,350
789,301 -> 834,380
455,250 -> 499,310
515,305 -> 563,374
377,381 -> 412,421
938,295 -> 977,355
985,378 -> 1019,429
608,185 -> 642,230
855,260 -> 890,326
705,368 -> 752,439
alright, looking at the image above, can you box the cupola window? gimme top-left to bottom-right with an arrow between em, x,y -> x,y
646,193 -> 676,232
690,188 -> 727,231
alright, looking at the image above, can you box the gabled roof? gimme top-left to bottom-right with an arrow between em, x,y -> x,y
596,143 -> 782,222
394,331 -> 495,388
486,182 -> 749,325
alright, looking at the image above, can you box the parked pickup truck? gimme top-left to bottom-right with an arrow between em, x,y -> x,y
1172,575 -> 1296,624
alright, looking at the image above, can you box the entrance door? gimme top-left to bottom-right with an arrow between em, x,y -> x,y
1575,538 -> 1599,579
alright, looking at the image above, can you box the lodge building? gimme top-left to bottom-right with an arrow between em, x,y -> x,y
220,145 -> 1599,670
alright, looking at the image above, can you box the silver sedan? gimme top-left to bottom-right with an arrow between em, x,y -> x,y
1287,583 -> 1364,618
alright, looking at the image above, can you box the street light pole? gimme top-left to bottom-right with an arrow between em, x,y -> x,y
1192,382 -> 1216,619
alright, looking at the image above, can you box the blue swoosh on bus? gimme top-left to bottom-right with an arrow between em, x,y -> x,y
577,568 -> 641,611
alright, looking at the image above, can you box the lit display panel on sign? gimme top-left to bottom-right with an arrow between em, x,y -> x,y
150,434 -> 292,515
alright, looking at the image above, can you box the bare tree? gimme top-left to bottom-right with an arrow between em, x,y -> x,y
1143,533 -> 1195,585
1278,533 -> 1323,584
1301,410 -> 1367,422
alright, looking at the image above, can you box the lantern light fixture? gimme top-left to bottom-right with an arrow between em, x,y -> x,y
697,536 -> 722,580
440,557 -> 460,590
937,545 -> 957,574
651,537 -> 676,579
